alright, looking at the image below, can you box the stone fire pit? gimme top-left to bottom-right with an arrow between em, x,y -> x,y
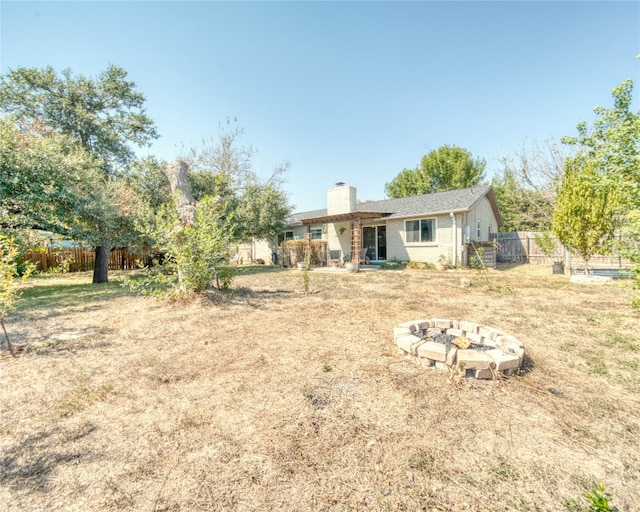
393,318 -> 525,380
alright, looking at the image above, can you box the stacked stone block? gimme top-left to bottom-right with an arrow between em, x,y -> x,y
393,319 -> 524,380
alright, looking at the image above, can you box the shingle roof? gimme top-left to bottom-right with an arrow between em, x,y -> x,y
288,185 -> 500,224
288,208 -> 327,224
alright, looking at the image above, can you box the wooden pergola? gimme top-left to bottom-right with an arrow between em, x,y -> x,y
299,211 -> 387,265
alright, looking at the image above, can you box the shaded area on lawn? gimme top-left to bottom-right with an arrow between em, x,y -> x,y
18,280 -> 131,313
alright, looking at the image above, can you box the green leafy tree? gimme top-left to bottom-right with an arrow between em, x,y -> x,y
0,117 -> 153,272
180,120 -> 292,250
151,196 -> 236,293
624,209 -> 640,308
235,183 -> 291,244
128,157 -> 235,214
491,170 -> 554,232
0,65 -> 158,283
562,78 -> 640,298
127,157 -> 172,213
551,156 -> 621,275
385,145 -> 485,198
562,79 -> 639,189
1,117 -> 100,235
129,121 -> 291,290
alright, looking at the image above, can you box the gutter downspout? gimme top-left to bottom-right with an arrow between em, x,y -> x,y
450,212 -> 457,267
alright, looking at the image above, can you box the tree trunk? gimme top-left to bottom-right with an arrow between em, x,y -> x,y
93,245 -> 111,283
162,159 -> 197,291
162,159 -> 197,226
1,318 -> 16,357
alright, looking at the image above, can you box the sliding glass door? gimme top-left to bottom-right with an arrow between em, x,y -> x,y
362,225 -> 386,261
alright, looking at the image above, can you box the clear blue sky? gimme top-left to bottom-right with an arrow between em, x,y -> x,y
2,1 -> 639,212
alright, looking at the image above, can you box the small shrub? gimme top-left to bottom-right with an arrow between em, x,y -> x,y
492,284 -> 515,295
1,236 -> 34,356
128,196 -> 237,296
437,254 -> 452,269
585,482 -> 616,512
120,259 -> 176,297
535,231 -> 561,261
280,239 -> 325,267
380,259 -> 406,270
470,247 -> 491,285
406,260 -> 436,270
469,247 -> 485,270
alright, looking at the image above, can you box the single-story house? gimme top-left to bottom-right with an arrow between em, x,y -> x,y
250,183 -> 503,267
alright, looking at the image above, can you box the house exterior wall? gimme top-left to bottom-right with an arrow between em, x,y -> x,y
287,226 -> 309,240
467,197 -> 499,242
385,214 -> 457,264
236,239 -> 279,264
277,187 -> 501,267
251,238 -> 278,264
327,221 -> 351,259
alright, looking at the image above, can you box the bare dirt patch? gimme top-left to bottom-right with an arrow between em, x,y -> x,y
1,266 -> 638,511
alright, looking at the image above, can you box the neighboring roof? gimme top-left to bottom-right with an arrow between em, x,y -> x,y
288,185 -> 503,227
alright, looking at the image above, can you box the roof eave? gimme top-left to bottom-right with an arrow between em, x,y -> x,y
299,211 -> 388,225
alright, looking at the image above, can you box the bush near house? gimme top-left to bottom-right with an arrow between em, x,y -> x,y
279,239 -> 327,267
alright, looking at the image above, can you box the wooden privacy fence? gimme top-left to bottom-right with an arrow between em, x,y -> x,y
24,247 -> 153,272
491,232 -> 634,273
492,231 -> 561,265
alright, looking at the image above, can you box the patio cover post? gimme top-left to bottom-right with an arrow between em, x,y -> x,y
351,221 -> 362,264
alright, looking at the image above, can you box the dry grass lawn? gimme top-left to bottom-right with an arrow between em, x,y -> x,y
1,264 -> 639,511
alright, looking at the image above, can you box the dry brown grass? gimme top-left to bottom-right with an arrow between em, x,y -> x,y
1,265 -> 639,511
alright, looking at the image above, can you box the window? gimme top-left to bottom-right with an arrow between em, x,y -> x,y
488,224 -> 492,239
310,228 -> 323,240
278,231 -> 294,244
477,221 -> 481,239
405,219 -> 435,243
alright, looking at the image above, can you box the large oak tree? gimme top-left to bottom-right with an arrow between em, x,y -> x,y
0,65 -> 158,283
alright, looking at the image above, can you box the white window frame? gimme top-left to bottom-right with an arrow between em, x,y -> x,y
477,220 -> 481,239
310,227 -> 323,240
284,231 -> 294,241
405,218 -> 436,244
